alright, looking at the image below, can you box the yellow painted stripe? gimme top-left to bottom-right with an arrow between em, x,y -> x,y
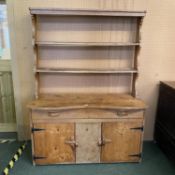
18,149 -> 22,155
2,142 -> 27,175
3,167 -> 9,175
14,154 -> 18,161
9,160 -> 14,168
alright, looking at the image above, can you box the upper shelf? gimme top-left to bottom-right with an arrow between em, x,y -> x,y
35,68 -> 138,74
29,8 -> 146,17
35,41 -> 140,47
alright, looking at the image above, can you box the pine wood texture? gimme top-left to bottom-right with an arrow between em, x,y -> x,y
38,74 -> 133,94
28,94 -> 146,111
36,41 -> 140,46
33,123 -> 75,164
36,68 -> 138,74
28,7 -> 146,164
76,123 -> 101,163
101,119 -> 143,162
32,109 -> 144,123
30,8 -> 146,17
7,0 -> 151,142
38,47 -> 135,70
31,11 -> 143,96
36,16 -> 138,44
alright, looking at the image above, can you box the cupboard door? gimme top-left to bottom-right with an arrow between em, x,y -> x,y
33,123 -> 75,164
101,120 -> 143,162
76,123 -> 101,163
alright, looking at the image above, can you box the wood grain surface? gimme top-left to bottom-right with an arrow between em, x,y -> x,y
28,93 -> 146,110
76,123 -> 101,163
33,123 -> 75,164
30,8 -> 146,17
101,119 -> 143,162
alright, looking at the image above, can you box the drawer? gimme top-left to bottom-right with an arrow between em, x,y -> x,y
154,124 -> 175,161
31,108 -> 144,122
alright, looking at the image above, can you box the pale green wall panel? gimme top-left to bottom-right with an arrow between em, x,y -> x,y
0,60 -> 16,125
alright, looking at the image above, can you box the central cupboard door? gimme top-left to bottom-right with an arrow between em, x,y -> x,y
33,123 -> 75,164
101,120 -> 143,162
76,123 -> 101,163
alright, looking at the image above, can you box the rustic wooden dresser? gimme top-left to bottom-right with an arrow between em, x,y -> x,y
28,8 -> 147,165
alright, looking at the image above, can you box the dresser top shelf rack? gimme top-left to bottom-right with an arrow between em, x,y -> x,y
30,7 -> 146,101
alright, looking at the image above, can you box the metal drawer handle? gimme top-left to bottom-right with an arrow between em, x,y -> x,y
116,111 -> 128,117
65,140 -> 78,148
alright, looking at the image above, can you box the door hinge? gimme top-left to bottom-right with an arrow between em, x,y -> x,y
31,128 -> 45,133
33,156 -> 47,160
129,153 -> 142,158
130,126 -> 144,131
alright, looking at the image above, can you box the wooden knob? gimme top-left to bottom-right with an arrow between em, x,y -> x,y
65,140 -> 78,148
98,137 -> 111,146
117,111 -> 128,117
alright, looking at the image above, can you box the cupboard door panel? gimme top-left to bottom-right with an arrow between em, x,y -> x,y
76,123 -> 101,163
33,123 -> 75,164
101,120 -> 143,162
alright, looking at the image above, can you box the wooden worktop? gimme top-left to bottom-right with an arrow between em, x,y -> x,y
28,93 -> 146,111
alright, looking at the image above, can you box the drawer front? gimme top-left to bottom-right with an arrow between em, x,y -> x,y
154,124 -> 175,161
32,109 -> 144,122
156,84 -> 175,135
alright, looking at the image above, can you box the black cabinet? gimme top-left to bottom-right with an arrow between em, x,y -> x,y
154,81 -> 175,161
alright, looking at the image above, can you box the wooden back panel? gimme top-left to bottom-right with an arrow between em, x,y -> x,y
31,12 -> 142,97
39,73 -> 132,94
38,46 -> 135,69
36,16 -> 138,43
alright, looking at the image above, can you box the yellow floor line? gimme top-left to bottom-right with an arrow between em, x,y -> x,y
2,142 -> 27,175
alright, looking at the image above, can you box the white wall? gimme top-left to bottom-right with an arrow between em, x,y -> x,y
7,0 -> 175,140
138,0 -> 175,140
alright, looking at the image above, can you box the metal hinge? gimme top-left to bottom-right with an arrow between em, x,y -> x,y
130,126 -> 144,131
129,153 -> 142,158
31,128 -> 45,133
33,156 -> 47,160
